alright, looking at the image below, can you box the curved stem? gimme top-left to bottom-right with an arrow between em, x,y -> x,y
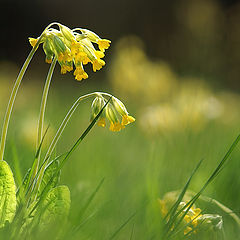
0,47 -> 37,160
44,92 -> 100,163
0,22 -> 60,161
30,91 -> 112,201
31,92 -> 102,198
27,57 -> 57,194
36,57 -> 57,157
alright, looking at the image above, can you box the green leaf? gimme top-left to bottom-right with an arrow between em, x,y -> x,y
40,185 -> 70,227
38,160 -> 60,197
0,160 -> 17,227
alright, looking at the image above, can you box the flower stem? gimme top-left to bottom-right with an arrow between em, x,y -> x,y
32,92 -> 100,199
0,22 -> 60,161
36,57 -> 57,160
0,47 -> 37,160
28,57 -> 57,193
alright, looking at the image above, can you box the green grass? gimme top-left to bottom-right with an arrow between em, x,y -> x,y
1,76 -> 240,239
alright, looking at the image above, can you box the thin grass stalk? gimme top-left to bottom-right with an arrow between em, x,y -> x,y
109,212 -> 136,240
167,134 -> 240,238
164,159 -> 203,235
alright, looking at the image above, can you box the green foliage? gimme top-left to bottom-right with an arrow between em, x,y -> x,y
0,160 -> 17,228
40,185 -> 70,227
38,160 -> 60,197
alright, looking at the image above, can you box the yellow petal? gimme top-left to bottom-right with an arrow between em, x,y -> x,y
97,118 -> 106,127
97,39 -> 111,52
29,37 -> 38,47
184,226 -> 192,235
121,115 -> 135,125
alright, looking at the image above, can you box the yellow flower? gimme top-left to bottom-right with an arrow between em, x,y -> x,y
121,114 -> 135,126
92,59 -> 105,72
97,39 -> 111,52
97,118 -> 106,127
75,51 -> 88,63
109,122 -> 124,132
95,50 -> 105,59
29,37 -> 38,47
70,41 -> 82,55
74,65 -> 88,81
45,58 -> 52,64
159,192 -> 203,236
184,226 -> 193,235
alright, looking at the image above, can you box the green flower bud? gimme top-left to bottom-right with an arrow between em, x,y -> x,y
59,24 -> 75,42
112,97 -> 128,116
80,28 -> 100,43
105,103 -> 119,123
52,35 -> 66,54
43,38 -> 54,63
91,96 -> 106,120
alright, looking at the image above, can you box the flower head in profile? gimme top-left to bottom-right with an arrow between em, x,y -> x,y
158,191 -> 224,237
29,23 -> 111,81
90,93 -> 135,132
159,198 -> 202,235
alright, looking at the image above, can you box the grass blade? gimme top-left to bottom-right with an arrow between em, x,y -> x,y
163,159 -> 203,236
75,178 -> 105,221
109,212 -> 136,240
168,134 -> 240,238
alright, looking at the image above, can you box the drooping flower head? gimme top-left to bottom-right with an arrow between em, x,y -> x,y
90,93 -> 135,132
158,191 -> 223,237
29,23 -> 111,81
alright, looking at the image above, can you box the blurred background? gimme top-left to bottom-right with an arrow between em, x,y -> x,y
1,0 -> 240,239
1,0 -> 240,90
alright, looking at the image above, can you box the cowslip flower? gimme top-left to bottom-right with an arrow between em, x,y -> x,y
159,197 -> 202,236
179,202 -> 202,235
90,94 -> 135,132
28,23 -> 111,81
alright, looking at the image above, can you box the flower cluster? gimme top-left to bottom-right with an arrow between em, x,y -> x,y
29,23 -> 111,81
179,202 -> 202,235
159,198 -> 202,235
91,94 -> 135,132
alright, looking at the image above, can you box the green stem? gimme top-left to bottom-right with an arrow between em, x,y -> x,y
0,22 -> 60,161
32,92 -> 99,199
27,57 -> 57,196
198,194 -> 240,227
0,47 -> 36,160
44,91 -> 111,163
36,57 -> 57,162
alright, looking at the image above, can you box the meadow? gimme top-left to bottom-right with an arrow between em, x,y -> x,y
0,23 -> 240,240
